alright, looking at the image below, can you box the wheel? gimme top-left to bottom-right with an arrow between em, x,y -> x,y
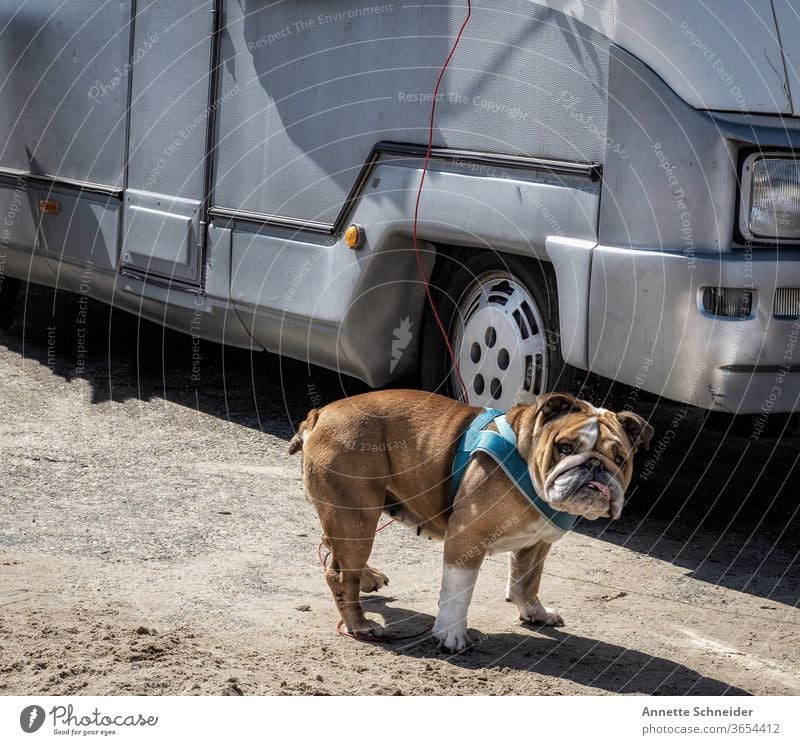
420,249 -> 581,408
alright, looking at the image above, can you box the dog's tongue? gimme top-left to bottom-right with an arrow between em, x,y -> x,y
589,481 -> 611,499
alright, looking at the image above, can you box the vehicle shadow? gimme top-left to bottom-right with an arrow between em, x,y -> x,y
4,283 -> 798,611
360,597 -> 749,695
574,400 -> 799,610
3,282 -> 370,441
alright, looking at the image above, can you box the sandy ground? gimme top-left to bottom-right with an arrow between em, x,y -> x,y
1,284 -> 798,696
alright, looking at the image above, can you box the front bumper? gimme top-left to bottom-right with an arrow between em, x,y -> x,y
587,246 -> 800,414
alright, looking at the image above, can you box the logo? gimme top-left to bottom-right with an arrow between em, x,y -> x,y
390,316 -> 413,373
20,705 -> 45,734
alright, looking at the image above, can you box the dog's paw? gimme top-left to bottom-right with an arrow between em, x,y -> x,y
360,566 -> 389,593
520,603 -> 564,627
432,621 -> 472,653
346,618 -> 386,639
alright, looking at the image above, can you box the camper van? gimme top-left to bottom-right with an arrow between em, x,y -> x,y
1,1 -> 799,414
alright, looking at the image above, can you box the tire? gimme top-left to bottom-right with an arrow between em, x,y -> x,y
420,248 -> 583,407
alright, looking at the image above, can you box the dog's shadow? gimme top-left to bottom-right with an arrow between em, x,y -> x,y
361,596 -> 748,695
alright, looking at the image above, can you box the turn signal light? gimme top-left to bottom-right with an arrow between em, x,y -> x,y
39,199 -> 60,215
344,224 -> 364,249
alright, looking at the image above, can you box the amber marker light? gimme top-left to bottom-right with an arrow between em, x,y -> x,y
344,223 -> 364,249
39,199 -> 60,215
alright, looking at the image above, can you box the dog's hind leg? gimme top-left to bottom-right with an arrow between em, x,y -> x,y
319,504 -> 385,637
321,527 -> 387,593
321,534 -> 386,593
359,565 -> 389,593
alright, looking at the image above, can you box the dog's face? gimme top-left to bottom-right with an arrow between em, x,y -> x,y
511,393 -> 653,520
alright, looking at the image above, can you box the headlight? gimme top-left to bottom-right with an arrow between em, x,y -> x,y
740,153 -> 800,241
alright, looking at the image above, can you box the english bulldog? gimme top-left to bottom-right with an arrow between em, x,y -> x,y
289,390 -> 652,653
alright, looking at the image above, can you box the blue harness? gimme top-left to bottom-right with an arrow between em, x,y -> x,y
450,408 -> 577,533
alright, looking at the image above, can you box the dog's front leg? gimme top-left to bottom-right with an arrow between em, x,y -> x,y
432,535 -> 485,653
506,542 -> 564,626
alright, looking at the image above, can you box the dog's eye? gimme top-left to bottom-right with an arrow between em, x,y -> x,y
557,442 -> 574,455
615,456 -> 625,467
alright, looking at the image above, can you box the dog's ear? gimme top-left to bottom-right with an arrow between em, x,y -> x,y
533,392 -> 579,424
617,411 -> 654,451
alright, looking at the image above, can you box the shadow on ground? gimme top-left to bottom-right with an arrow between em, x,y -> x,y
4,282 -> 371,442
576,400 -> 799,609
5,283 -> 798,610
358,597 -> 748,695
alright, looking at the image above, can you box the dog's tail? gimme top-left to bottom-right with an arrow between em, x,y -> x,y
288,409 -> 319,455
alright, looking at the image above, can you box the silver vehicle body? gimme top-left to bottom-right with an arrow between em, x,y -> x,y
1,0 -> 799,413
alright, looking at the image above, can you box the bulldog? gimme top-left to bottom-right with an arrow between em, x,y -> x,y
289,389 -> 652,653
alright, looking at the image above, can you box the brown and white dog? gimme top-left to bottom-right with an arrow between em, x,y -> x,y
289,389 -> 652,653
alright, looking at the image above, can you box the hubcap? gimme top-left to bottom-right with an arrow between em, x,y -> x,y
451,271 -> 548,409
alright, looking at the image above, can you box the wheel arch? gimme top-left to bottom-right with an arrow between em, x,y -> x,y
331,155 -> 599,387
417,239 -> 592,378
416,242 -> 588,404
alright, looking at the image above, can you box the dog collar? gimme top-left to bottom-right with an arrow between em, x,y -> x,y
451,409 -> 578,534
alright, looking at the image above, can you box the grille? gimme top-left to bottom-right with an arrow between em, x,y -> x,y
773,288 -> 800,318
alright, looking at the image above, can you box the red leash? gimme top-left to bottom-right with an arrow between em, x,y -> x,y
317,2 -> 473,643
412,0 -> 472,404
317,521 -> 432,642
334,618 -> 431,642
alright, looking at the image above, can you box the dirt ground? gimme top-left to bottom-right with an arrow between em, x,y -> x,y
1,284 -> 798,696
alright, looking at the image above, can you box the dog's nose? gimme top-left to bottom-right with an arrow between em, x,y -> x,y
587,458 -> 603,472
